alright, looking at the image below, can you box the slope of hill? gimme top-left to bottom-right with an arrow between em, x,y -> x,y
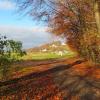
22,41 -> 75,60
26,41 -> 69,53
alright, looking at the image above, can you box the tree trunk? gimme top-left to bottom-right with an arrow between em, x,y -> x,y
94,0 -> 100,34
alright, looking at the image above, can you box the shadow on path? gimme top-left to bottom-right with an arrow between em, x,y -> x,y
0,59 -> 100,100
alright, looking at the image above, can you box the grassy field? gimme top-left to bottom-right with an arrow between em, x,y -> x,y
21,51 -> 76,60
23,41 -> 76,60
0,51 -> 75,79
0,48 -> 76,80
0,41 -> 76,80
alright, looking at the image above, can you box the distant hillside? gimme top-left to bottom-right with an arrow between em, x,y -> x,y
26,41 -> 69,53
22,41 -> 75,60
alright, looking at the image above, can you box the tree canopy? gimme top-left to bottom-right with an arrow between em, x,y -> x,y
16,0 -> 100,64
0,34 -> 26,80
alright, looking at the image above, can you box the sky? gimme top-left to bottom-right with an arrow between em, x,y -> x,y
0,0 -> 65,49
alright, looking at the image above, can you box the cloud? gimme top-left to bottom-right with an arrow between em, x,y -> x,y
0,25 -> 64,49
0,25 -> 48,34
0,0 -> 15,10
0,25 -> 49,41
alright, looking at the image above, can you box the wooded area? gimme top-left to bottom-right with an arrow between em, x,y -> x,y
16,0 -> 100,64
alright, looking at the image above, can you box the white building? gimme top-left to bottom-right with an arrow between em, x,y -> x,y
51,44 -> 57,48
61,42 -> 66,46
42,49 -> 47,52
58,51 -> 63,56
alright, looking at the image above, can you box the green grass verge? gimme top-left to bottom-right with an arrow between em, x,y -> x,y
22,51 -> 76,60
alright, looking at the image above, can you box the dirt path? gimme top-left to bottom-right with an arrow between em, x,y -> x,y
0,58 -> 100,100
